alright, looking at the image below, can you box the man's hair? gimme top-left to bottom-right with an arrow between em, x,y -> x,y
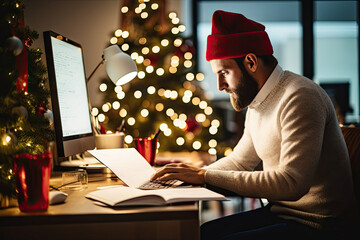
234,55 -> 278,70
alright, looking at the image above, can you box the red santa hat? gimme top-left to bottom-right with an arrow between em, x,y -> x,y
206,10 -> 273,61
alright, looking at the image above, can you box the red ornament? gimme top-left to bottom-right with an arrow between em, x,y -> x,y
185,118 -> 200,133
147,54 -> 158,66
37,106 -> 46,116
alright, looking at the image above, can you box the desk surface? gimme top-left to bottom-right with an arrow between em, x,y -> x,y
0,175 -> 200,240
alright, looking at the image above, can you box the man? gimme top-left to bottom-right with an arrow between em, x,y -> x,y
151,10 -> 358,238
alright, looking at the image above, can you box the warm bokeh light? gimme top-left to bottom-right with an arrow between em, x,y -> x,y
121,43 -> 129,51
99,83 -> 107,92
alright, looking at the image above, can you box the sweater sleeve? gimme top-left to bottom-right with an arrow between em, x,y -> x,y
205,82 -> 332,201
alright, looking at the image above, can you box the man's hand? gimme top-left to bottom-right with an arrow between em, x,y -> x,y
150,163 -> 206,185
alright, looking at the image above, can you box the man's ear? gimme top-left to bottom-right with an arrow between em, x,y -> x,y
244,53 -> 258,73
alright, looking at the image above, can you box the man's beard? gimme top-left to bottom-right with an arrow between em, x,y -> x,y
229,67 -> 259,111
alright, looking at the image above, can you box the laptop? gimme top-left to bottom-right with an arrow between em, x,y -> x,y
87,148 -> 185,189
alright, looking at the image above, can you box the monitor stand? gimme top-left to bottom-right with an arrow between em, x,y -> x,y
58,152 -> 104,170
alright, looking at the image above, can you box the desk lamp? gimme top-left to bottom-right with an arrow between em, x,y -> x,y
87,45 -> 137,135
87,45 -> 137,85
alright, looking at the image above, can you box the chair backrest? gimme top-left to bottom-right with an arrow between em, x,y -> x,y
340,127 -> 360,210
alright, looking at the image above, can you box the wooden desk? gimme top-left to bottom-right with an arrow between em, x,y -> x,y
0,176 -> 200,240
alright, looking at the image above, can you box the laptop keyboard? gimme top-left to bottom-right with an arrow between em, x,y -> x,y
138,179 -> 183,190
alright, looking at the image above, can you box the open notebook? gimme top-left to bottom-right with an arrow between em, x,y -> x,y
87,148 -> 185,189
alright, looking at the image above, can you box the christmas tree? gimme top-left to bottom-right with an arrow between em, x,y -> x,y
93,0 -> 227,155
0,0 -> 54,199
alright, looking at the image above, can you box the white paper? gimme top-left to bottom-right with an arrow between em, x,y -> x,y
88,148 -> 155,188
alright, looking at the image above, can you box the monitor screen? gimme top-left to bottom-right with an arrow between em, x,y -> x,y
43,31 -> 95,158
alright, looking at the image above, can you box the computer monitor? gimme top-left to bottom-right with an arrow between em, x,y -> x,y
43,31 -> 95,158
320,82 -> 352,115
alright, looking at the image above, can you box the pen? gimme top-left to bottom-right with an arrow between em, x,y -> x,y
153,128 -> 161,139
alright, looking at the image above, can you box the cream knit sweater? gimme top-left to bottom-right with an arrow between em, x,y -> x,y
205,65 -> 357,229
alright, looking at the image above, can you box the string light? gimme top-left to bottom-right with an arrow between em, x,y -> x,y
169,67 -> 177,74
152,46 -> 160,53
176,137 -> 185,146
119,109 -> 127,117
143,59 -> 151,66
92,108 -> 99,116
179,113 -> 187,121
182,95 -> 191,103
131,52 -> 139,59
161,39 -> 169,47
171,27 -> 179,34
164,128 -> 172,136
166,108 -> 175,117
196,73 -> 205,81
141,12 -> 148,19
115,29 -> 122,37
156,68 -> 165,76
142,47 -> 150,54
158,88 -> 165,96
141,109 -> 149,117
99,83 -> 107,92
117,91 -> 125,99
125,135 -> 133,144
110,37 -> 117,44
209,126 -> 218,135
139,3 -> 146,9
146,66 -> 154,73
121,6 -> 129,13
192,97 -> 201,105
112,101 -> 120,110
155,103 -> 164,111
208,139 -> 217,148
171,17 -> 180,24
160,123 -> 168,131
195,113 -> 206,122
174,38 -> 182,47
184,60 -> 192,68
170,90 -> 178,99
164,90 -> 171,98
211,119 -> 220,127
122,31 -> 129,38
134,90 -> 142,99
98,114 -> 105,122
193,141 -> 201,150
169,12 -> 177,19
102,103 -> 111,112
208,148 -> 217,155
136,56 -> 144,64
135,7 -> 141,14
186,73 -> 194,81
128,117 -> 136,126
204,106 -> 213,115
199,101 -> 208,109
147,86 -> 156,94
178,25 -> 186,32
184,90 -> 193,97
139,37 -> 147,45
184,52 -> 192,60
138,71 -> 146,79
151,3 -> 159,10
114,85 -> 122,93
121,43 -> 129,51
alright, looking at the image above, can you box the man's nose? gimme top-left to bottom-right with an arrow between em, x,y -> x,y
218,77 -> 228,91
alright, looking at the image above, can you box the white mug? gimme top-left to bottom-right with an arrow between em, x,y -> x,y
95,132 -> 125,149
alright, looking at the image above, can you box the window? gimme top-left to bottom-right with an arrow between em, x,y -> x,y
314,1 -> 358,123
